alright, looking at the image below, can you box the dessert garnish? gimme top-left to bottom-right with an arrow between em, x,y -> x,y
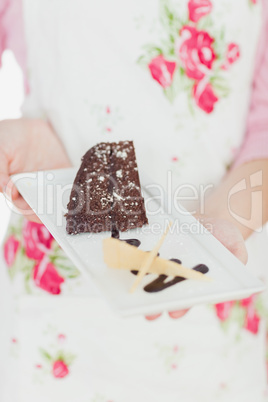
103,236 -> 211,293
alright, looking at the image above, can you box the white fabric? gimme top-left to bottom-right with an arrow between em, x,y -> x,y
22,0 -> 262,191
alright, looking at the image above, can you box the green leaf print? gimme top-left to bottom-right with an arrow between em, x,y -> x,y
49,243 -> 80,279
39,348 -> 53,362
255,294 -> 268,318
62,352 -> 76,366
210,75 -> 230,98
160,0 -> 183,38
197,15 -> 214,31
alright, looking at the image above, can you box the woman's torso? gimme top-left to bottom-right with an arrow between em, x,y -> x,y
22,0 -> 262,193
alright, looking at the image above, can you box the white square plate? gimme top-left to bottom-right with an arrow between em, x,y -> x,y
12,168 -> 265,316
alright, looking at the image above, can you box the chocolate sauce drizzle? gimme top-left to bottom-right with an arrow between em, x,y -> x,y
110,233 -> 209,293
123,239 -> 141,247
112,227 -> 141,247
144,262 -> 209,293
111,227 -> 120,239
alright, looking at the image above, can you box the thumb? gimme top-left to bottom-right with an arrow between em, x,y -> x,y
5,176 -> 20,200
227,241 -> 248,265
0,150 -> 9,193
0,150 -> 19,199
200,217 -> 248,265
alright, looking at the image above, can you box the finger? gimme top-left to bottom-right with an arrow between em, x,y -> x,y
168,309 -> 189,319
200,217 -> 248,265
0,174 -> 9,194
5,177 -> 19,200
12,196 -> 42,223
145,313 -> 163,321
0,149 -> 9,193
229,241 -> 248,265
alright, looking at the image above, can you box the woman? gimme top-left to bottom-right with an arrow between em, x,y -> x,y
0,0 -> 268,401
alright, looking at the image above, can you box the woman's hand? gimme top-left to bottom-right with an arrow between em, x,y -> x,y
0,118 -> 71,222
145,215 -> 247,321
194,215 -> 248,264
146,158 -> 268,321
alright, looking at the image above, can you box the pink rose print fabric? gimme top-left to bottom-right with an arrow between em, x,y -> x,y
2,218 -> 80,295
188,0 -> 212,23
33,258 -> 64,295
193,81 -> 218,113
36,333 -> 75,379
52,360 -> 69,378
4,235 -> 19,267
23,221 -> 54,261
215,301 -> 235,322
138,0 -> 240,113
222,43 -> 240,70
215,295 -> 263,335
241,296 -> 261,334
148,55 -> 176,88
177,26 -> 216,81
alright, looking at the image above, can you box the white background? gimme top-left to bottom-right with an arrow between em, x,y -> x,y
0,50 -> 24,243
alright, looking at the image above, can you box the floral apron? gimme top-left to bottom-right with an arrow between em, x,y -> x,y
1,1 -> 268,401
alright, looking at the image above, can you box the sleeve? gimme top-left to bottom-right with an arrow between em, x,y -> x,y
0,0 -> 28,92
233,1 -> 268,167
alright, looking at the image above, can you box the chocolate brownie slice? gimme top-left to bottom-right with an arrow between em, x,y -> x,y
110,141 -> 148,232
66,141 -> 148,234
66,143 -> 113,234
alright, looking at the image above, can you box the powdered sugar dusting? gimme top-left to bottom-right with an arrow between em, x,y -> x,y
116,150 -> 127,159
116,169 -> 123,178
